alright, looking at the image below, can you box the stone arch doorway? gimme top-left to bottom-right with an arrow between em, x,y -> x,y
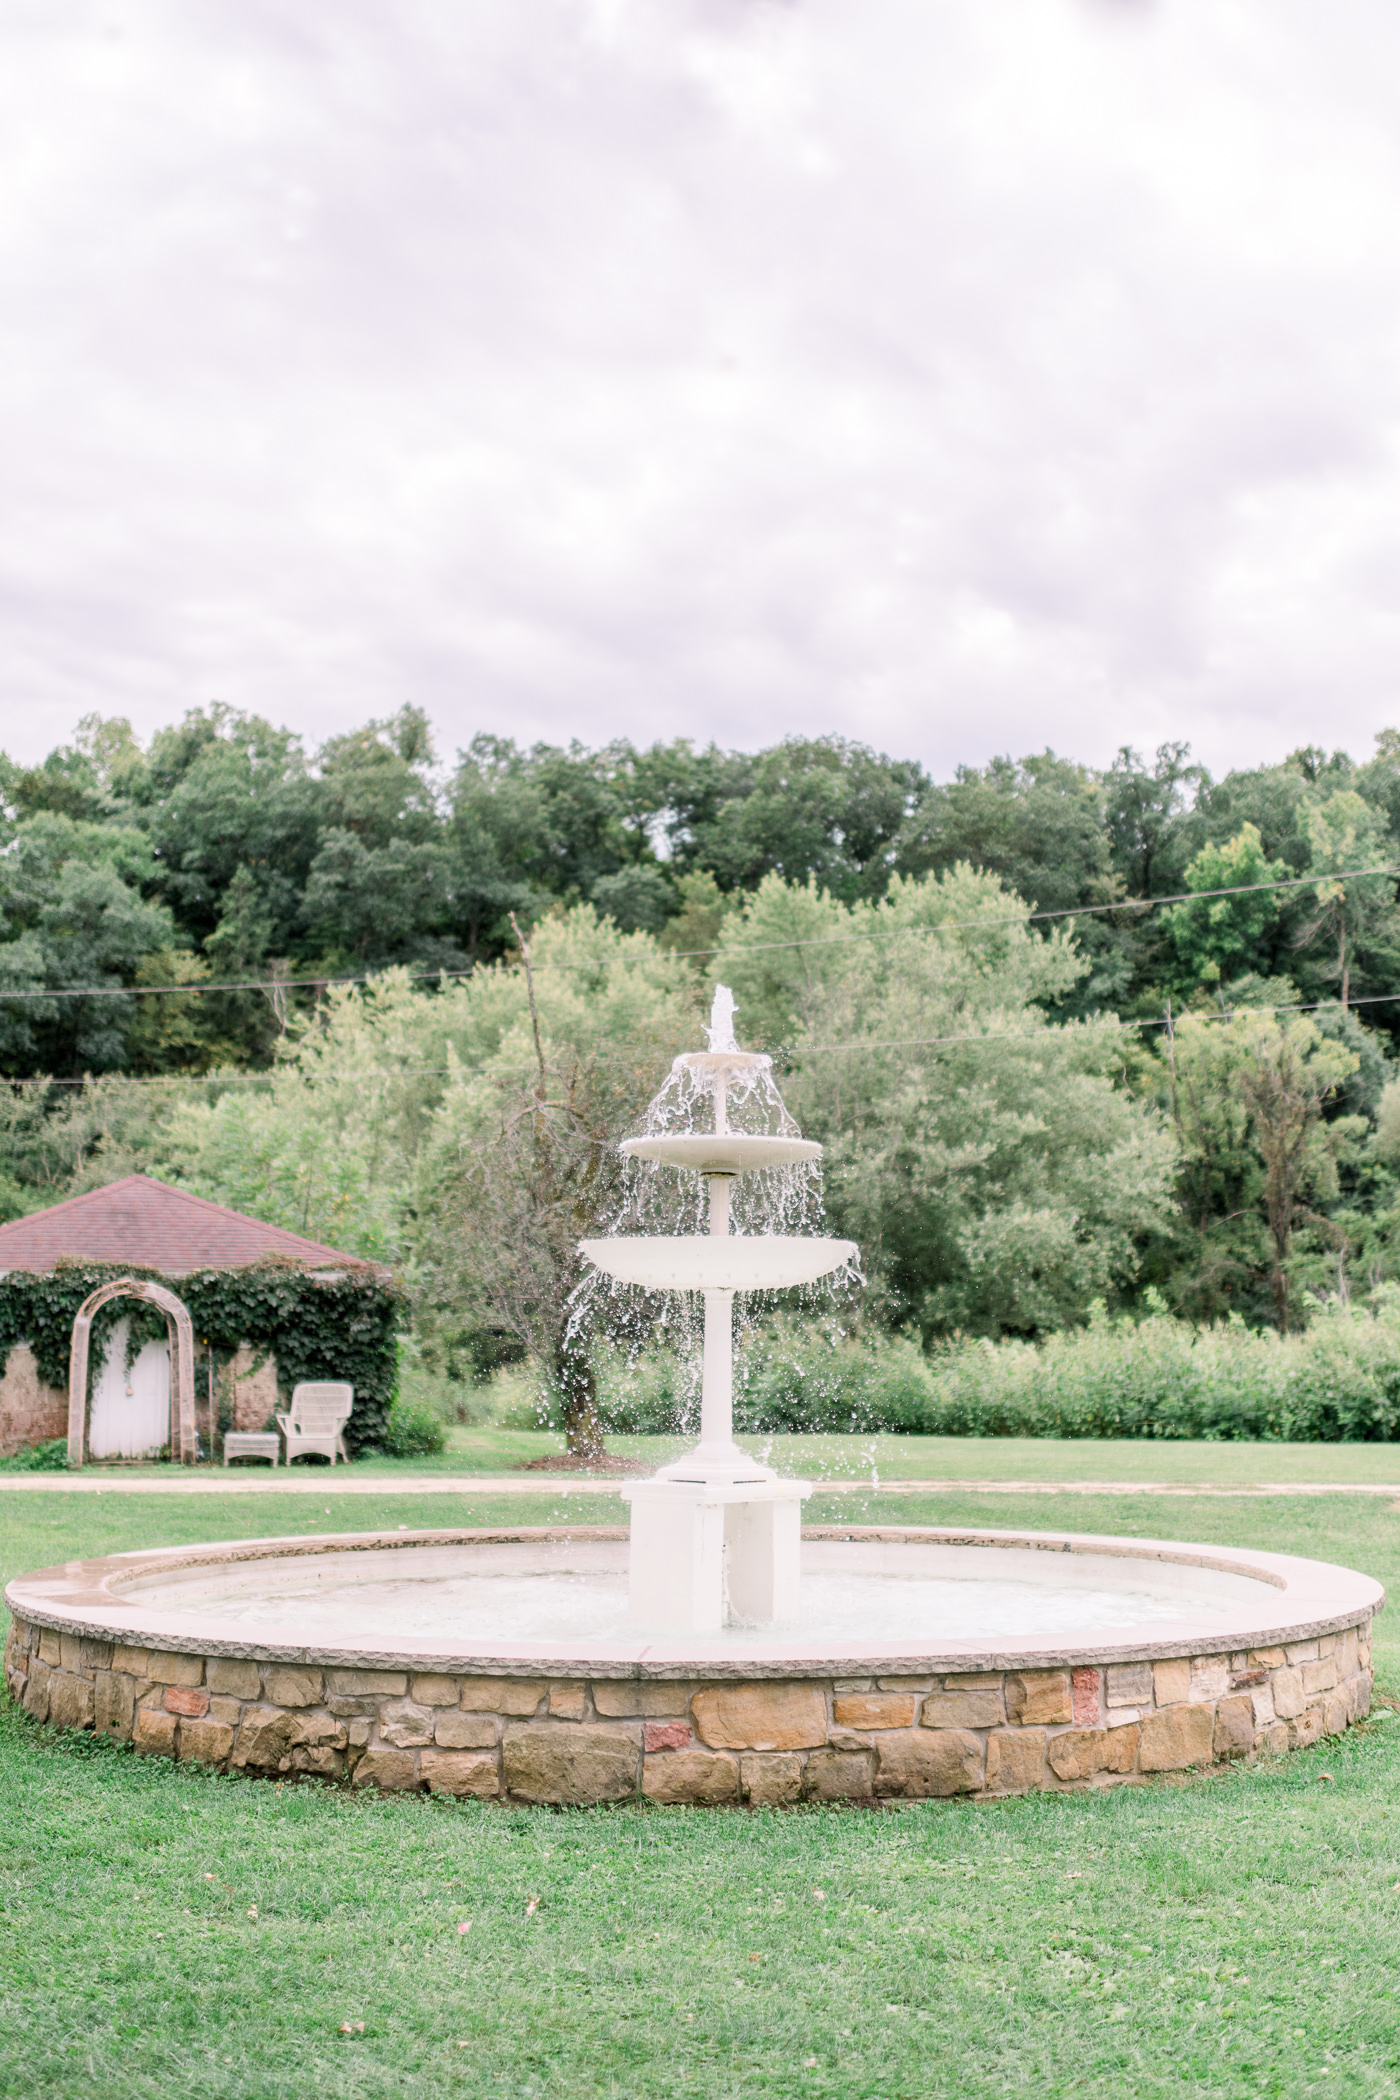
66,1279 -> 197,1467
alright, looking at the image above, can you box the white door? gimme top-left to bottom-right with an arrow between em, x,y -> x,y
88,1318 -> 171,1458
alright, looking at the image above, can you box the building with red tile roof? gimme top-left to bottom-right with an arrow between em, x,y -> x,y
0,1174 -> 368,1277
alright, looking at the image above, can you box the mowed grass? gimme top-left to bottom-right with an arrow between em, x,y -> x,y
47,1424 -> 1400,1484
4,1478 -> 1400,2098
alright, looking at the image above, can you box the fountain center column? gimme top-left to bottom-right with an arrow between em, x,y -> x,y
591,987 -> 850,1634
621,1159 -> 809,1633
695,1174 -> 738,1466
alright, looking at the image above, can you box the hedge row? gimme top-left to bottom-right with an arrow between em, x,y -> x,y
597,1297 -> 1400,1443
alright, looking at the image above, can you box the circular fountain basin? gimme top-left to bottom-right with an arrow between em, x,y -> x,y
4,1524 -> 1380,1805
579,1235 -> 857,1290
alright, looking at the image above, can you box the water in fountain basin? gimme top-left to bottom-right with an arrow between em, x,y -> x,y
120,1547 -> 1238,1647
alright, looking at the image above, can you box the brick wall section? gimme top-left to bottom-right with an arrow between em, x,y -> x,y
0,1343 -> 67,1458
3,1618 -> 1374,1803
226,1348 -> 279,1434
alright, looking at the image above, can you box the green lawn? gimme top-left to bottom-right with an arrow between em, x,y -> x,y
4,1478 -> 1400,2097
46,1424 -> 1400,1485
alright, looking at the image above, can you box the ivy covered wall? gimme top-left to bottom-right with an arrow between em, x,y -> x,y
0,1259 -> 405,1454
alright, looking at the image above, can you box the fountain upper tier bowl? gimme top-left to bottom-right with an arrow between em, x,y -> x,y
672,1048 -> 772,1075
578,1235 -> 856,1291
621,1134 -> 821,1174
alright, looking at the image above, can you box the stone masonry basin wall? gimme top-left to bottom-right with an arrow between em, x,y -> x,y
3,1525 -> 1382,1806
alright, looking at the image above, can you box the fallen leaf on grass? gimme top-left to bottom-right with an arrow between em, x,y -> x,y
1317,1772 -> 1335,1783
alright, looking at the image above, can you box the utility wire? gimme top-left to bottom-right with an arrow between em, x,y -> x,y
0,861 -> 1396,1002
8,990 -> 1396,1089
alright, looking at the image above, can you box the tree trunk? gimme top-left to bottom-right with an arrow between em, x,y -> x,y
1269,1240 -> 1290,1336
555,1327 -> 603,1460
1260,1122 -> 1297,1336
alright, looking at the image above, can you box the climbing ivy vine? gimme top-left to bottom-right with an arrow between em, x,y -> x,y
0,1259 -> 405,1454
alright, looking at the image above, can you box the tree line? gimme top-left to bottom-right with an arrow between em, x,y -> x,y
6,707 -> 1400,1389
8,706 -> 1400,1078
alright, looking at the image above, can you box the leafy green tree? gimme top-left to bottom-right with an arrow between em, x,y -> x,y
1103,742 -> 1206,899
724,867 -> 1178,1340
1161,1009 -> 1362,1330
656,870 -> 732,968
151,967 -> 494,1264
298,831 -> 461,973
642,736 -> 926,903
1189,759 -> 1316,881
1293,791 -> 1400,1009
154,920 -> 698,1448
894,750 -> 1135,1011
316,707 -> 441,849
446,736 -> 661,954
710,873 -> 858,1047
140,707 -> 320,954
446,737 -> 556,959
0,814 -> 181,1075
1158,825 -> 1292,995
588,866 -> 675,935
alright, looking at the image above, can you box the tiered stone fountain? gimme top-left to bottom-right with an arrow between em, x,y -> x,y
581,987 -> 854,1633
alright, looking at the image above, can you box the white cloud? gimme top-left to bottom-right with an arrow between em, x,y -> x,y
4,0 -> 1400,779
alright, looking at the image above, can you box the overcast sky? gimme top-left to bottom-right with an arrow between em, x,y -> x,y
5,0 -> 1400,781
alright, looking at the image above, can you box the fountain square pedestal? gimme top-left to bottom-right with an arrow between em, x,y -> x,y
620,1475 -> 811,1632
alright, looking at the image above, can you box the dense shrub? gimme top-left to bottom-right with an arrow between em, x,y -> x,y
597,1295 -> 1400,1443
908,1297 -> 1400,1441
0,1437 -> 70,1472
596,1321 -> 941,1438
383,1395 -> 447,1456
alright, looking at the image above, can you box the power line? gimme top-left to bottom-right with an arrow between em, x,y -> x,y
798,990 -> 1400,1056
659,860 -> 1400,967
0,860 -> 1396,1003
8,989 -> 1394,1090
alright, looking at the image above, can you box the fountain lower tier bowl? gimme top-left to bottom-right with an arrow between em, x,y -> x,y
579,1235 -> 857,1290
8,1526 -> 1378,1801
621,1134 -> 822,1174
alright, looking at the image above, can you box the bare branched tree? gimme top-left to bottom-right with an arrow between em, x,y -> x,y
420,911 -> 696,1458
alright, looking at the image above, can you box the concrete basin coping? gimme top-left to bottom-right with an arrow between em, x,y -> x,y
3,1524 -> 1383,1682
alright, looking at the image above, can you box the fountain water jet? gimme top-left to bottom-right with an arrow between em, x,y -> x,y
578,987 -> 856,1632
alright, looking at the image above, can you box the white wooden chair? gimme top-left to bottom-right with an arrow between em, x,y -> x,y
276,1382 -> 353,1465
